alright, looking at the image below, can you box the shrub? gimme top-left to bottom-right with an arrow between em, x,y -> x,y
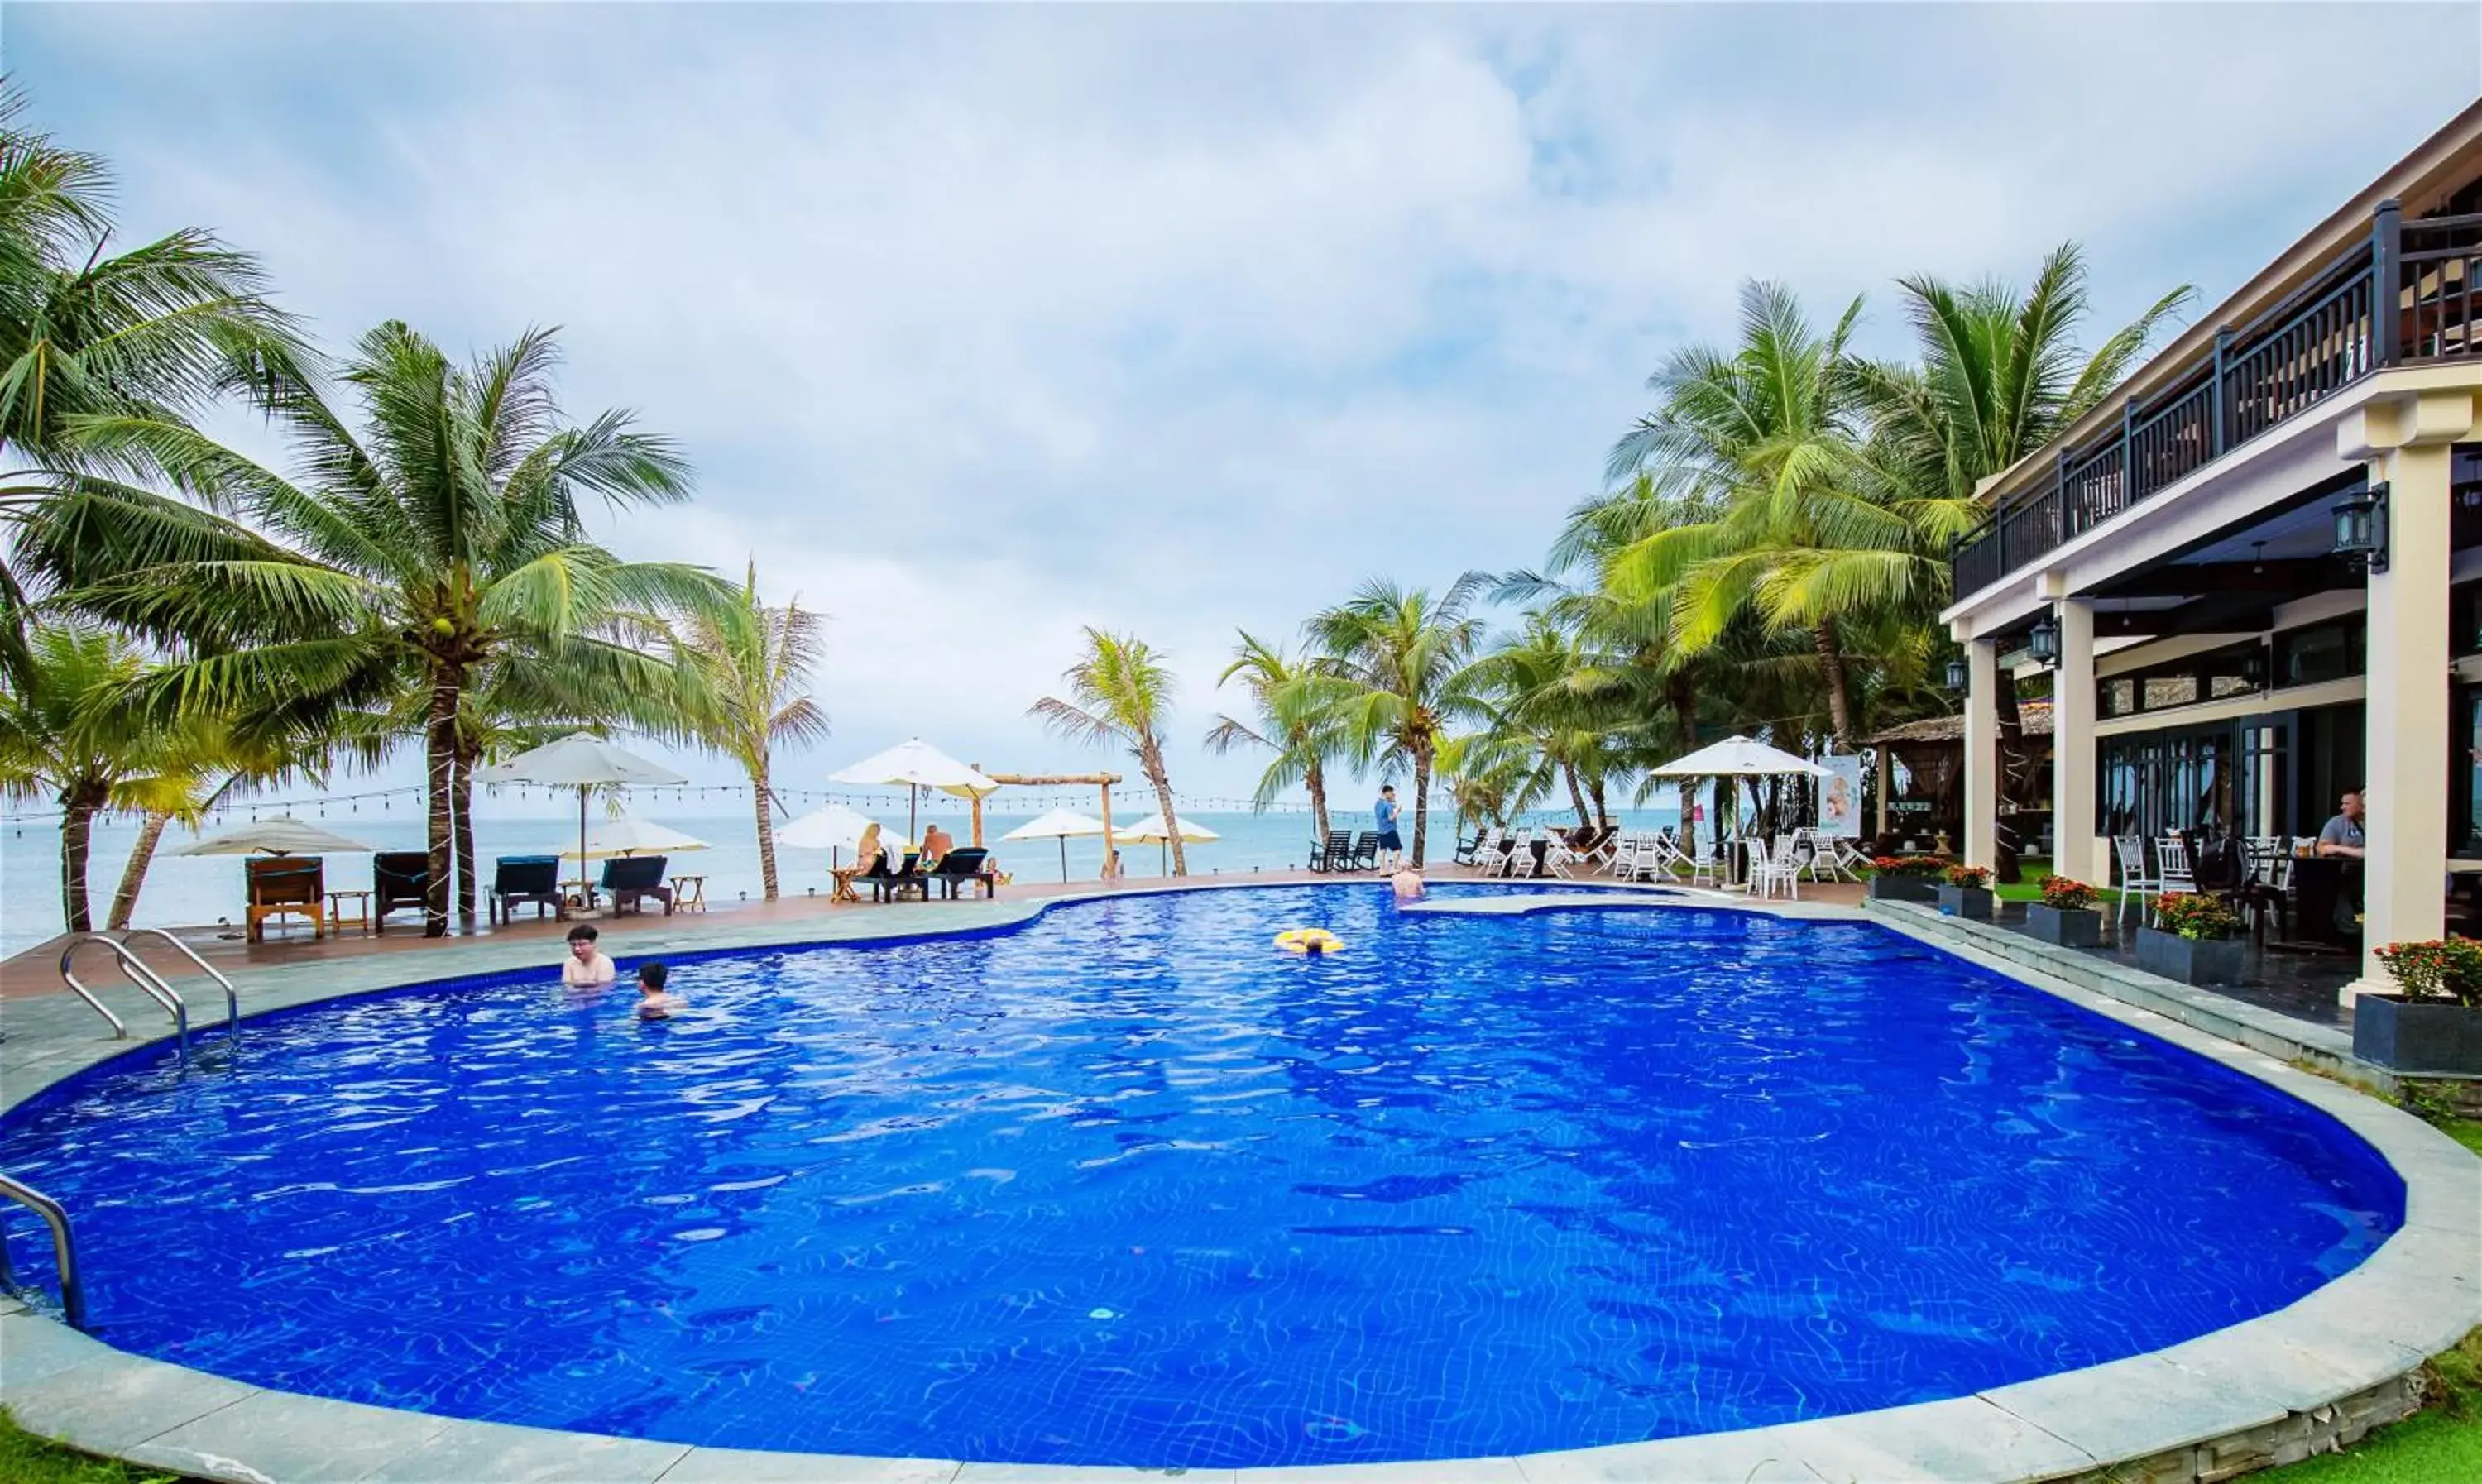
1943,864 -> 1992,889
2151,892 -> 2241,941
2375,938 -> 2482,1008
1866,854 -> 1948,879
2039,877 -> 2097,911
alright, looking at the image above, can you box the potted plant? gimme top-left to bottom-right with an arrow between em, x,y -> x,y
2026,876 -> 2103,947
1937,864 -> 1995,920
2135,892 -> 2245,985
1862,855 -> 1947,903
2357,939 -> 2482,1073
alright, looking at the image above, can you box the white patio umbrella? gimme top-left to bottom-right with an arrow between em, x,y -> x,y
1002,808 -> 1109,881
563,817 -> 709,862
829,738 -> 1001,843
476,732 -> 688,876
1648,735 -> 1827,881
176,817 -> 376,856
776,802 -> 880,866
1113,811 -> 1220,876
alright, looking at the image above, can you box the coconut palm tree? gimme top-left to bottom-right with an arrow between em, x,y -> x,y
1857,244 -> 2192,877
103,715 -> 337,931
1304,578 -> 1486,867
678,562 -> 829,900
0,621 -> 204,934
22,321 -> 726,936
1205,630 -> 1347,840
1031,628 -> 1189,875
0,88 -> 311,683
1457,615 -> 1639,829
1605,281 -> 1977,749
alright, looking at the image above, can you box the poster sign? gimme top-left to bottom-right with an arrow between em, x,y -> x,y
1816,754 -> 1864,839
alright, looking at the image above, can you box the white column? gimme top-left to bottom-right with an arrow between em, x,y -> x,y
2050,597 -> 2103,885
2352,442 -> 2454,1001
2337,389 -> 2470,1003
1963,636 -> 2000,870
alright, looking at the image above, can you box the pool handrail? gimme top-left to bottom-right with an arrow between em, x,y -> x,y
118,928 -> 240,1044
0,1170 -> 86,1329
60,935 -> 188,1060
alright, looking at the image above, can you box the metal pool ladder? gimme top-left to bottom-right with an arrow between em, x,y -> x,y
0,1171 -> 86,1329
119,928 -> 240,1044
59,935 -> 189,1058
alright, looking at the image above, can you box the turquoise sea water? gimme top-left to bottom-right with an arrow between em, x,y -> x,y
0,804 -> 1681,957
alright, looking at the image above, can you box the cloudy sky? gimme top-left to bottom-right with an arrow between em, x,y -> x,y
12,3 -> 2480,805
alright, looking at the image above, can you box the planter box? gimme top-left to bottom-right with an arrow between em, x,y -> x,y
1867,876 -> 1938,903
2354,993 -> 2482,1073
1937,884 -> 1995,920
2135,926 -> 2244,986
2024,903 -> 2102,948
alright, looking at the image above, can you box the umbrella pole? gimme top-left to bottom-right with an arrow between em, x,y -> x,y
579,787 -> 590,902
1059,837 -> 1068,882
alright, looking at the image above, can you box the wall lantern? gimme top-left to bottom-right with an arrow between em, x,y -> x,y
2331,483 -> 2389,572
1943,655 -> 1969,692
2027,615 -> 2061,668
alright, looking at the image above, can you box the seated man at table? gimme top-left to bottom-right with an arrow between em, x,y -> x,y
919,821 -> 954,866
2317,788 -> 2367,859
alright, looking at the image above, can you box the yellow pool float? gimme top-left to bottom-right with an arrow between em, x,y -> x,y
1274,927 -> 1344,955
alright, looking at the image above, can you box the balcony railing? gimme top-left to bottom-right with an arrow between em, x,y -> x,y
1950,200 -> 2482,598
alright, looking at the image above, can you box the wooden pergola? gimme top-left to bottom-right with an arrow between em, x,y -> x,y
969,768 -> 1126,871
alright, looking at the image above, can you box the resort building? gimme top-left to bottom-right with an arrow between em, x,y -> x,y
1945,99 -> 2482,1005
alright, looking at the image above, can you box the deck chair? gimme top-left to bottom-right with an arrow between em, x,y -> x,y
246,856 -> 325,943
870,851 -> 929,902
371,851 -> 429,931
1309,830 -> 1351,872
600,854 -> 674,916
489,854 -> 565,924
1348,831 -> 1381,871
1453,831 -> 1483,866
931,847 -> 996,899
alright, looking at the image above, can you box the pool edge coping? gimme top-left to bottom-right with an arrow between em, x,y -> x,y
0,878 -> 2468,1484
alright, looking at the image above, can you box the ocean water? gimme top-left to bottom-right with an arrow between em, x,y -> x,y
0,885 -> 2399,1466
0,804 -> 1681,958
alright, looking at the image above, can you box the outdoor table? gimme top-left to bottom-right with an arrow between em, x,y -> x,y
2283,857 -> 2360,948
829,866 -> 864,903
562,878 -> 601,915
325,889 -> 374,938
670,874 -> 708,913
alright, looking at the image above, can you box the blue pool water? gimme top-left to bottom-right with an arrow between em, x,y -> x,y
0,885 -> 2403,1467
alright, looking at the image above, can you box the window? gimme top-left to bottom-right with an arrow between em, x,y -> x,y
2276,617 -> 2365,687
2096,640 -> 2266,718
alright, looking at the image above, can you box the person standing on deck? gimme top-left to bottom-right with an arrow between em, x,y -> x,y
1375,784 -> 1404,871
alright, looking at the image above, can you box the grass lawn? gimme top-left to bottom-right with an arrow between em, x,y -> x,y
0,1410 -> 179,1484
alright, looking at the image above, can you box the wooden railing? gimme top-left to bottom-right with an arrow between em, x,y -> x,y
1951,200 -> 2482,599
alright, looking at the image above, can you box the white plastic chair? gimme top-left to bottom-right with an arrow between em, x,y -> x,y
2154,836 -> 2196,895
1686,835 -> 1723,887
2114,835 -> 2159,924
1747,836 -> 1801,900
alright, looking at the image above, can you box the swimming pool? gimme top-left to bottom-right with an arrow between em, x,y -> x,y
0,884 -> 2404,1469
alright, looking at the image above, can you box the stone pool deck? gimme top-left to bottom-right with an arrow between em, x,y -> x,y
1,879 -> 2475,1484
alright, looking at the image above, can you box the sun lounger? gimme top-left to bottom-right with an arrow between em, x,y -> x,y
489,854 -> 565,923
1348,831 -> 1380,871
599,854 -> 674,916
867,851 -> 929,902
371,851 -> 429,931
246,856 -> 325,942
930,847 -> 995,899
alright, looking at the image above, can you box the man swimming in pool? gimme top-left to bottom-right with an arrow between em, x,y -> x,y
635,960 -> 686,1019
562,923 -> 616,987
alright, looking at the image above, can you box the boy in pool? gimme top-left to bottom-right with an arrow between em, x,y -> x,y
635,960 -> 686,1019
562,923 -> 616,987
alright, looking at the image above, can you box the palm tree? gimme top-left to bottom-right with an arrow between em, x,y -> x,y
23,321 -> 725,936
1205,630 -> 1346,840
103,716 -> 333,931
679,562 -> 829,900
1305,578 -> 1486,867
0,88 -> 311,682
1031,628 -> 1189,875
1857,244 -> 2192,876
0,622 -> 202,934
1457,615 -> 1637,829
1606,282 -> 1977,749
